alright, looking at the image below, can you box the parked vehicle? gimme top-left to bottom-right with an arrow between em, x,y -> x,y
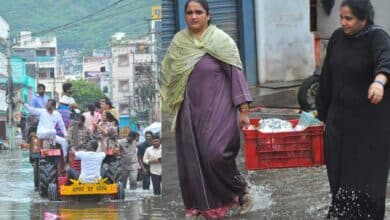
297,69 -> 320,112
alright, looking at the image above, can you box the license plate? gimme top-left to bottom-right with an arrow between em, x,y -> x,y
60,183 -> 117,195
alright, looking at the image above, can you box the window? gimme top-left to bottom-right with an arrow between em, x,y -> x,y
13,49 -> 25,53
118,54 -> 129,67
38,68 -> 54,79
49,48 -> 55,56
119,103 -> 130,115
38,72 -> 48,79
118,80 -> 129,93
103,86 -> 108,93
36,50 -> 47,56
144,46 -> 150,53
135,65 -> 151,75
136,44 -> 150,54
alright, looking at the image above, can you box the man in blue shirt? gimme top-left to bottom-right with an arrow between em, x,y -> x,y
29,83 -> 49,108
27,83 -> 49,145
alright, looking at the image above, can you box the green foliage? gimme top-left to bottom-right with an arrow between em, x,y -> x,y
70,80 -> 105,110
0,0 -> 160,50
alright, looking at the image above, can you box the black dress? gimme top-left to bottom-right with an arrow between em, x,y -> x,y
317,26 -> 390,219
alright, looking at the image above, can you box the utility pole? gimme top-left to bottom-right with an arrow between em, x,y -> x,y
131,50 -> 137,129
6,35 -> 15,149
128,95 -> 132,129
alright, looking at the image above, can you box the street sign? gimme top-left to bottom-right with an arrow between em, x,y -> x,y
151,6 -> 161,20
0,16 -> 9,40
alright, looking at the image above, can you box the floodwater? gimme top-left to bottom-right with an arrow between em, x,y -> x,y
0,149 -> 164,220
163,138 -> 390,220
161,110 -> 390,220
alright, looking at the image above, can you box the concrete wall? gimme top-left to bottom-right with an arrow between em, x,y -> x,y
255,0 -> 315,83
317,0 -> 390,38
111,45 -> 154,112
111,46 -> 134,109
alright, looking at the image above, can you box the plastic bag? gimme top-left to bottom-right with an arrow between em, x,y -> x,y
297,111 -> 321,129
259,118 -> 294,133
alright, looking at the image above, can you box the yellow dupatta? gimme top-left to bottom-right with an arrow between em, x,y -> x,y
161,25 -> 243,130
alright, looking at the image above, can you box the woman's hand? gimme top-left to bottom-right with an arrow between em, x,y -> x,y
238,103 -> 250,128
368,82 -> 384,104
239,112 -> 250,128
368,74 -> 387,104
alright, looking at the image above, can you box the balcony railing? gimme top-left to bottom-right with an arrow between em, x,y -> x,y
36,56 -> 55,62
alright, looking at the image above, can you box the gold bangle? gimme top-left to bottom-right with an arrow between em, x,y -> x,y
239,107 -> 250,113
239,103 -> 249,109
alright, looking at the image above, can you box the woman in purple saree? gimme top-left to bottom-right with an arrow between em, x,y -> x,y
161,0 -> 253,218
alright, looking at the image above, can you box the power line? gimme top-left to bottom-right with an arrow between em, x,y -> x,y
42,0 -> 141,34
15,1 -> 153,51
18,0 -> 126,38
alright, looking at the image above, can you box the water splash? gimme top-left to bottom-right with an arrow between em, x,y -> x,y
243,171 -> 274,212
248,184 -> 274,211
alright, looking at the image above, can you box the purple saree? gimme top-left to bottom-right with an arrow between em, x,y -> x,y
175,54 -> 252,217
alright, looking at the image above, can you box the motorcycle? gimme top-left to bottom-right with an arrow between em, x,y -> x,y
297,68 -> 320,112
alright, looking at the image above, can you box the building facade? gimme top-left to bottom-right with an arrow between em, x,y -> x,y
12,31 -> 60,99
111,33 -> 158,126
82,56 -> 112,98
110,6 -> 161,128
59,49 -> 83,80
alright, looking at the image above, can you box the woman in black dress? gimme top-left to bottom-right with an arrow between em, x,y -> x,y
317,0 -> 390,219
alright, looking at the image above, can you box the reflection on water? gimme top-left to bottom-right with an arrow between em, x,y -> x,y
26,200 -> 163,220
0,149 -> 164,220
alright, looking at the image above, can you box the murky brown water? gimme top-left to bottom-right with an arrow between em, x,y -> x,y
163,137 -> 390,219
0,149 -> 164,220
161,110 -> 390,220
2,134 -> 390,219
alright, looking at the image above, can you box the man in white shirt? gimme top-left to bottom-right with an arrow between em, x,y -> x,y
58,82 -> 80,130
66,140 -> 106,183
22,99 -> 68,160
59,82 -> 78,109
143,134 -> 161,195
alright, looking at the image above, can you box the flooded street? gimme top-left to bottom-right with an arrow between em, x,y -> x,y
163,138 -> 390,219
161,104 -> 390,219
0,149 -> 164,220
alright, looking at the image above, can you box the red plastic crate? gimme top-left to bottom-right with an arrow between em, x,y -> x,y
243,118 -> 324,170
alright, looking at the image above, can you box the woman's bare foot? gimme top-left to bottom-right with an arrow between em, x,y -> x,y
239,194 -> 253,215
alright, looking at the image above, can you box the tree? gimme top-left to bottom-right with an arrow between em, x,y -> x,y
70,80 -> 105,110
